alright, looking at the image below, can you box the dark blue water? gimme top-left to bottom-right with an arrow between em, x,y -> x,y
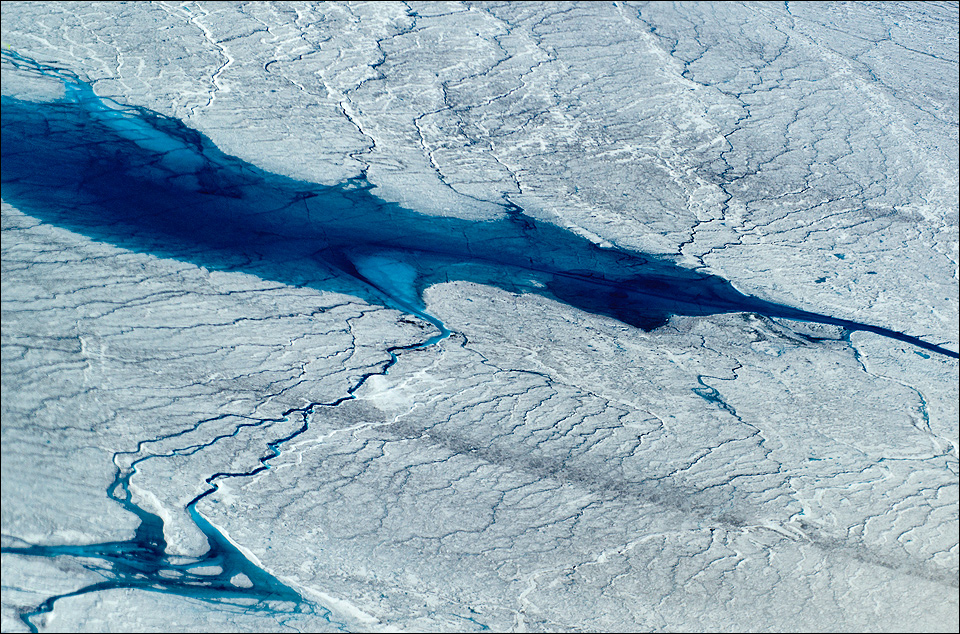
3,465 -> 333,631
2,49 -> 956,630
2,52 -> 955,359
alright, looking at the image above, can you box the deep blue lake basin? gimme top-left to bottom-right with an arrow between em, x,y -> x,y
1,52 -> 954,359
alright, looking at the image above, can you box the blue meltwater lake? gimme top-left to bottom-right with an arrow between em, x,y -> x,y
1,52 -> 954,360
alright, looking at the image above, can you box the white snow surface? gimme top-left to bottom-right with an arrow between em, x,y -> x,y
2,2 -> 958,632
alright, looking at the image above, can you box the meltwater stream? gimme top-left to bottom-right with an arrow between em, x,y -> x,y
2,50 -> 956,630
2,465 -> 330,631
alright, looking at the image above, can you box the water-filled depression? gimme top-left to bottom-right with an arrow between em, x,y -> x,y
1,52 -> 954,359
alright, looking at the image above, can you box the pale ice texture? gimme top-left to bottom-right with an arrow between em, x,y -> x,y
1,1 -> 958,632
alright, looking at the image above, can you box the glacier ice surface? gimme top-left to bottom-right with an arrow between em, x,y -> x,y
2,1 -> 958,632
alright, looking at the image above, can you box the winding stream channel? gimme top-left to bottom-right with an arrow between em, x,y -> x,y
1,49 -> 955,631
